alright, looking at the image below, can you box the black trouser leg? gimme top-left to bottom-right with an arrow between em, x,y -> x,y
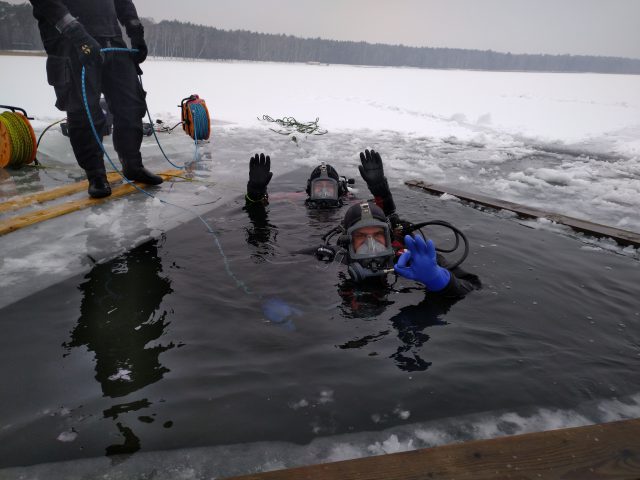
100,43 -> 162,185
101,40 -> 146,161
66,48 -> 107,176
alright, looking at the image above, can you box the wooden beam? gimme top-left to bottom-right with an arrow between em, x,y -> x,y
0,172 -> 124,214
226,418 -> 640,480
405,180 -> 640,248
0,169 -> 183,237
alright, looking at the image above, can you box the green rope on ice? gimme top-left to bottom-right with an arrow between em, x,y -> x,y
259,115 -> 328,143
0,111 -> 36,168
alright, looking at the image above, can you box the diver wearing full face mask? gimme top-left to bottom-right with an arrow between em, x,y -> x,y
244,153 -> 353,209
320,149 -> 480,297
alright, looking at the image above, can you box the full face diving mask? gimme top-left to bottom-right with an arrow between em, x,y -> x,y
345,202 -> 395,281
307,163 -> 341,208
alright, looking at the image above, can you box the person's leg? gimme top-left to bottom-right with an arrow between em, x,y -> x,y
64,43 -> 111,197
102,39 -> 162,185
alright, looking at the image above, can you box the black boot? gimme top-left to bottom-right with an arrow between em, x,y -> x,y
87,170 -> 112,198
120,154 -> 163,185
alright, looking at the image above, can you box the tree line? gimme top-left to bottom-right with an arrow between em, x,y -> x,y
2,1 -> 639,75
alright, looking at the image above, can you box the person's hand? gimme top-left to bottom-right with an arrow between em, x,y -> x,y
359,149 -> 391,197
127,24 -> 148,64
62,20 -> 102,66
247,153 -> 273,200
394,235 -> 451,291
359,149 -> 384,188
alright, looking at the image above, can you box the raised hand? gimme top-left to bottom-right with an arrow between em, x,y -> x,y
394,235 -> 451,291
247,153 -> 273,200
358,149 -> 386,193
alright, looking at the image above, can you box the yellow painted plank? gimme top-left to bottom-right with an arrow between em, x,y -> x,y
227,418 -> 640,480
0,172 -> 123,214
0,169 -> 183,236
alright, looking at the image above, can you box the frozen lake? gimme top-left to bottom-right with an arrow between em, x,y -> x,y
1,56 -> 639,477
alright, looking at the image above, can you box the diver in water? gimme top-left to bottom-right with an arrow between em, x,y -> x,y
326,198 -> 479,296
320,149 -> 480,296
243,149 -> 478,295
244,153 -> 354,209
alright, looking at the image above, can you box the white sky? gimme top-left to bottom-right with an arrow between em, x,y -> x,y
9,0 -> 640,59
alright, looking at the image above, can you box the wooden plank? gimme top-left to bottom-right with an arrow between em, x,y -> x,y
0,172 -> 124,214
406,180 -> 640,248
0,169 -> 183,237
226,418 -> 640,480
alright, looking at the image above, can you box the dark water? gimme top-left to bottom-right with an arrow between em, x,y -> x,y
0,168 -> 639,469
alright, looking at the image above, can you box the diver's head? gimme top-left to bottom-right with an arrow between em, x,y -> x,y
340,201 -> 395,282
306,162 -> 347,209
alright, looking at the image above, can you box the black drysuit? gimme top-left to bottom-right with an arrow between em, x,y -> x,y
29,0 -> 146,176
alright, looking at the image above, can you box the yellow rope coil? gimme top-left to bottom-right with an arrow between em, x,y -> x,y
0,111 -> 37,169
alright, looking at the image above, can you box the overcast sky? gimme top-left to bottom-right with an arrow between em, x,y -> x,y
14,0 -> 640,59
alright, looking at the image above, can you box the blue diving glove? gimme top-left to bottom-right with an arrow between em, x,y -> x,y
394,235 -> 451,292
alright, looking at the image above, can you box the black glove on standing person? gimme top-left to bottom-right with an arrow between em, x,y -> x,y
359,149 -> 396,215
247,153 -> 273,201
61,20 -> 102,66
126,20 -> 148,64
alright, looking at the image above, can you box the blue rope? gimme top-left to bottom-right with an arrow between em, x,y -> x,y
187,101 -> 211,165
137,74 -> 185,170
81,50 -> 252,295
189,102 -> 209,141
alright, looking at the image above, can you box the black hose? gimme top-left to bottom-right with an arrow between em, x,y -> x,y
406,220 -> 470,269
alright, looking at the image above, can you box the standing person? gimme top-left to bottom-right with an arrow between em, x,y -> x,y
29,0 -> 163,198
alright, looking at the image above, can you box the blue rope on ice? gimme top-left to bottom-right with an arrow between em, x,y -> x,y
136,74 -> 185,170
81,49 -> 252,295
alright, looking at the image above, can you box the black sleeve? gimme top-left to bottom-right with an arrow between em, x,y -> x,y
243,200 -> 271,247
437,262 -> 481,299
114,0 -> 141,29
29,0 -> 71,26
372,189 -> 397,217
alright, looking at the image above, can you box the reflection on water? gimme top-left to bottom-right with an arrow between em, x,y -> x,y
244,202 -> 278,258
387,295 -> 452,372
339,276 -> 461,372
63,240 -> 174,457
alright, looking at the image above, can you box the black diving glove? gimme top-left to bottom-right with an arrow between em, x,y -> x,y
60,20 -> 102,66
126,21 -> 148,64
359,149 -> 396,215
359,149 -> 392,197
247,153 -> 273,201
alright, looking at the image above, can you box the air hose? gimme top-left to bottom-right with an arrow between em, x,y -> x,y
0,106 -> 37,168
405,220 -> 470,269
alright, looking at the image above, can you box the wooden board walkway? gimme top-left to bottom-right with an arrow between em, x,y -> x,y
0,172 -> 124,214
0,169 -> 183,237
406,180 -> 640,248
227,418 -> 640,480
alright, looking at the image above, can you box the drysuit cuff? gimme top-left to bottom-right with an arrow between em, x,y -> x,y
55,13 -> 77,34
125,20 -> 144,40
434,273 -> 466,298
246,193 -> 268,205
374,194 -> 396,217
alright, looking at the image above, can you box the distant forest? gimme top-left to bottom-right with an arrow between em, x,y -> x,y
2,1 -> 640,75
